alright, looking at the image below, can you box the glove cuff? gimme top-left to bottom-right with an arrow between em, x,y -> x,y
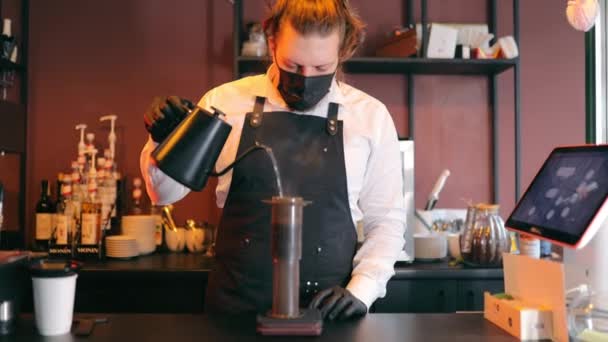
346,275 -> 377,311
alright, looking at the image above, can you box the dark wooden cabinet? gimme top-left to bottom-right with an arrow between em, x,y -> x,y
457,280 -> 504,312
373,279 -> 504,313
373,280 -> 457,313
75,272 -> 208,313
71,276 -> 503,314
30,255 -> 503,314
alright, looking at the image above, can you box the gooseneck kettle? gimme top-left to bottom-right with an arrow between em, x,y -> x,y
151,105 -> 266,191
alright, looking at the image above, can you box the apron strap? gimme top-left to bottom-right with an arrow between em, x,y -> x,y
326,102 -> 339,136
249,96 -> 265,128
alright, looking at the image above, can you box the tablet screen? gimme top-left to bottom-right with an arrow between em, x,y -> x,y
506,145 -> 608,245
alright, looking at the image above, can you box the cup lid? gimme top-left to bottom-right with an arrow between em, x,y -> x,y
29,259 -> 82,278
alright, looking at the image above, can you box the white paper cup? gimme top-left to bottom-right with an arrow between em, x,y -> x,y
447,233 -> 461,259
32,274 -> 77,336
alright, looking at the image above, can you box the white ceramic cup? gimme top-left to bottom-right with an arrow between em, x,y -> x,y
447,233 -> 461,259
32,274 -> 77,336
413,233 -> 448,260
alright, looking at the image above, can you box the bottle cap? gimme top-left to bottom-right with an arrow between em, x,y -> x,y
3,19 -> 11,37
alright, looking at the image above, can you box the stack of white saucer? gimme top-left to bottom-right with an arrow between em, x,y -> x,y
105,235 -> 138,259
121,215 -> 157,255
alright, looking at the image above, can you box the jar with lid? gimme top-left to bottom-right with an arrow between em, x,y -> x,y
567,284 -> 608,340
461,203 -> 510,267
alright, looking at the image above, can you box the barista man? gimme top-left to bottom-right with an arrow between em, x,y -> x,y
140,0 -> 406,320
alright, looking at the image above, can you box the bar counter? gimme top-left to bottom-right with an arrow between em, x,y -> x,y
79,252 -> 504,280
69,253 -> 504,314
4,313 -> 517,342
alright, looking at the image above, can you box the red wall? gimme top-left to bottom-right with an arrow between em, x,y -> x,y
24,0 -> 585,243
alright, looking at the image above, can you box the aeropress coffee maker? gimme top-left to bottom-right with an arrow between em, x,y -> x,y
151,104 -> 323,336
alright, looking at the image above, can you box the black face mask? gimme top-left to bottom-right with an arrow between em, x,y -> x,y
277,66 -> 335,111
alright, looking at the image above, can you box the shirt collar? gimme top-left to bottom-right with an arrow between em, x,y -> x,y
252,63 -> 346,112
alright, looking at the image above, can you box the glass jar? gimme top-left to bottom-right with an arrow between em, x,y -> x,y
462,203 -> 510,267
568,285 -> 608,341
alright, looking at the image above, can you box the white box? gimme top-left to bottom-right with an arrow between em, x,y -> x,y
485,254 -> 568,341
484,292 -> 553,341
426,23 -> 459,58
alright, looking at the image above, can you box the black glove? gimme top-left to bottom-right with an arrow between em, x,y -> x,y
144,96 -> 194,143
309,286 -> 367,320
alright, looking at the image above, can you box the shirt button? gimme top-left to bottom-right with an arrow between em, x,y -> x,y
242,237 -> 250,247
306,281 -> 311,286
316,246 -> 322,254
323,147 -> 328,152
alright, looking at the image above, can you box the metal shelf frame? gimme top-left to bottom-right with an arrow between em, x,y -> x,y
232,0 -> 522,205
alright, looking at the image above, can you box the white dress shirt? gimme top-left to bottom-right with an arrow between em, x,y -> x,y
140,64 -> 407,309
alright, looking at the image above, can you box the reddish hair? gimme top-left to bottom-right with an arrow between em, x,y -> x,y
263,0 -> 365,61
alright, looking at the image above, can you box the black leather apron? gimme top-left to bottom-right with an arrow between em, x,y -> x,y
205,96 -> 357,314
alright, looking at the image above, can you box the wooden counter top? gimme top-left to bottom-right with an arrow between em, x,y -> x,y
5,313 -> 517,342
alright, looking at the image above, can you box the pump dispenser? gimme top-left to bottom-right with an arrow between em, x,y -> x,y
99,115 -> 117,162
85,133 -> 95,155
88,149 -> 98,183
75,124 -> 87,157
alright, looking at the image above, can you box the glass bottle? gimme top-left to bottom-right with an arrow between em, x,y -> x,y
51,177 -> 75,258
102,158 -> 117,232
77,178 -> 102,259
34,179 -> 55,251
460,204 -> 478,261
131,178 -> 143,215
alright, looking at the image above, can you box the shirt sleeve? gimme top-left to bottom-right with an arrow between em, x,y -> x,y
139,91 -> 216,206
139,136 -> 191,205
346,105 -> 407,310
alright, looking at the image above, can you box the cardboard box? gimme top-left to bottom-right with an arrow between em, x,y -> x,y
426,23 -> 458,58
484,292 -> 553,341
375,29 -> 417,58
